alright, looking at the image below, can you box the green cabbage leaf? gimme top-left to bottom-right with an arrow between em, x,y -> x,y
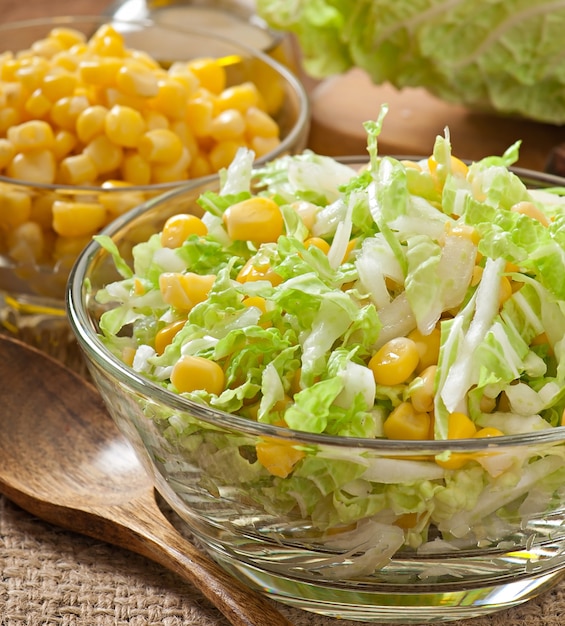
258,0 -> 565,124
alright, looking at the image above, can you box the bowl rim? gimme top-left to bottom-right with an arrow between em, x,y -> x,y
0,14 -> 310,194
66,156 -> 565,451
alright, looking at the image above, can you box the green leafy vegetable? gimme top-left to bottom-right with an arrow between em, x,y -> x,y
257,0 -> 565,124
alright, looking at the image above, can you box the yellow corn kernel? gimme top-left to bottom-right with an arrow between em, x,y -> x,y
0,187 -> 32,230
50,94 -> 90,131
41,72 -> 78,101
7,149 -> 56,184
88,24 -> 126,58
98,180 -> 146,217
244,106 -> 279,138
132,277 -> 145,296
0,108 -> 21,135
120,345 -> 136,367
249,135 -> 281,159
138,128 -> 184,163
237,258 -> 283,286
531,332 -> 550,351
510,200 -> 550,227
435,452 -> 471,470
304,237 -> 331,254
51,51 -> 80,72
52,129 -> 78,160
410,365 -> 437,413
154,319 -> 186,354
25,88 -> 52,118
445,222 -> 480,245
185,97 -> 214,137
341,237 -> 358,263
76,105 -> 109,143
84,135 -> 123,175
150,78 -> 190,120
30,192 -> 57,229
474,427 -> 504,438
223,196 -> 283,243
170,354 -> 225,395
49,27 -> 86,49
116,60 -> 160,98
369,337 -> 420,386
256,438 -> 305,478
209,109 -> 245,142
407,327 -> 441,373
188,58 -> 226,95
189,152 -> 213,179
151,146 -> 192,183
499,276 -> 513,307
16,58 -> 49,89
79,57 -> 123,87
120,151 -> 151,186
291,200 -> 317,231
57,153 -> 97,185
161,213 -> 207,248
31,37 -> 65,59
242,295 -> 267,313
0,57 -> 18,82
104,104 -> 146,148
394,512 -> 421,530
52,200 -> 106,237
450,156 -> 468,177
7,120 -> 55,152
471,264 -> 483,287
6,220 -> 44,263
103,86 -> 145,110
169,120 -> 199,155
217,82 -> 260,112
168,61 -> 199,84
428,155 -> 468,179
52,233 -> 92,261
127,48 -> 162,71
383,402 -> 431,440
0,139 -> 15,170
145,110 -> 169,131
447,412 -> 477,439
159,271 -> 215,311
3,81 -> 26,108
401,160 -> 422,171
208,139 -> 241,171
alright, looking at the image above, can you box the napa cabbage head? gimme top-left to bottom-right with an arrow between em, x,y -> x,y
257,0 -> 565,124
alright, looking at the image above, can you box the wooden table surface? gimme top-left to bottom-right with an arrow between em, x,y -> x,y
4,0 -> 565,173
1,0 -> 113,21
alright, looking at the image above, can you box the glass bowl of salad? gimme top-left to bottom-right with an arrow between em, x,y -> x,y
0,15 -> 309,365
67,113 -> 565,623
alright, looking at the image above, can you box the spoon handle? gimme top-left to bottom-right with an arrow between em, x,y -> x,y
112,493 -> 295,626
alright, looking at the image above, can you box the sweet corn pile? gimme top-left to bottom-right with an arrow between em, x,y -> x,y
0,23 -> 282,295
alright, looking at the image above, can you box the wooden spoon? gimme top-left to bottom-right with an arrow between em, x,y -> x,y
0,334 -> 293,626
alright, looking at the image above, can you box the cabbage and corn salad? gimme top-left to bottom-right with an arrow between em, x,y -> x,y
96,108 -> 565,486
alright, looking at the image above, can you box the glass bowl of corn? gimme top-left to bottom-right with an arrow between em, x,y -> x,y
0,15 -> 309,365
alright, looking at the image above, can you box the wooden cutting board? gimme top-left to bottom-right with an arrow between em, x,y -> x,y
307,68 -> 565,173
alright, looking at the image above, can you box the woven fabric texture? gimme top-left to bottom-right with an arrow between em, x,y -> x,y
2,495 -> 565,626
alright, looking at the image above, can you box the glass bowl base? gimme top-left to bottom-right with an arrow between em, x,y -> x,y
0,290 -> 86,373
214,554 -> 564,623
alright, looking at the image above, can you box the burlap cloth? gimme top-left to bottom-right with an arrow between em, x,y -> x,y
1,494 -> 564,626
